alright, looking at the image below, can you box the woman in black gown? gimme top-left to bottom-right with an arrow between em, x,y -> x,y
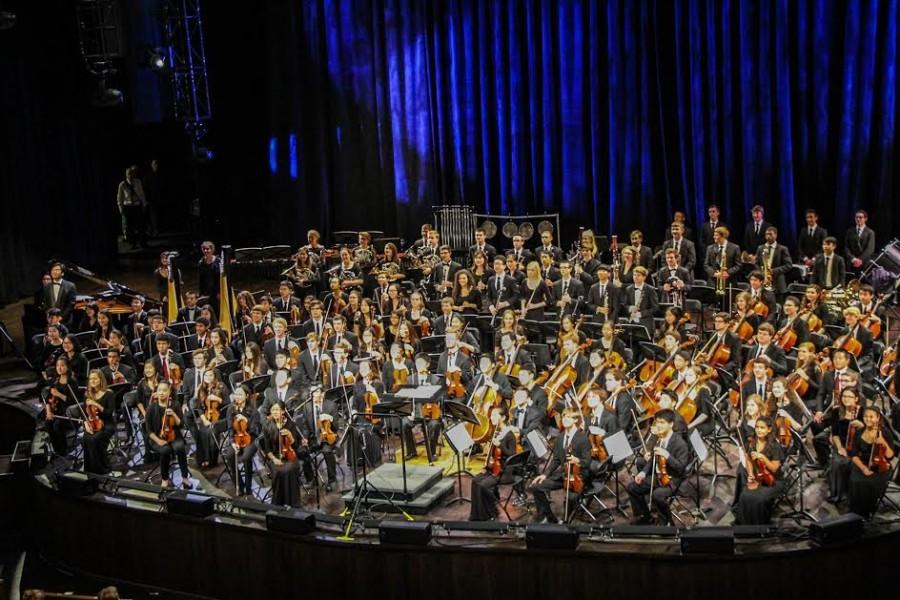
194,369 -> 228,468
260,401 -> 304,507
733,417 -> 785,525
848,407 -> 895,518
519,262 -> 550,321
44,356 -> 79,456
826,387 -> 864,503
145,380 -> 192,489
470,405 -> 518,521
452,269 -> 482,315
81,369 -> 116,474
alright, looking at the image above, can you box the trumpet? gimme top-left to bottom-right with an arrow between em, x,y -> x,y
715,245 -> 727,296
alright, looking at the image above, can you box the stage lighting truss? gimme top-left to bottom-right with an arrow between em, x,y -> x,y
76,0 -> 125,106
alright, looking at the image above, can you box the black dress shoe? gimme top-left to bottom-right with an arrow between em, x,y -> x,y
404,452 -> 418,461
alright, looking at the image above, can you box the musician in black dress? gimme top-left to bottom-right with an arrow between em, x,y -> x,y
825,387 -> 865,503
80,370 -> 116,475
732,416 -> 784,525
470,405 -> 518,521
222,385 -> 262,496
193,369 -> 229,468
260,401 -> 304,507
848,408 -> 895,518
529,408 -> 591,524
145,380 -> 191,488
43,356 -> 78,455
451,269 -> 482,314
519,262 -> 550,320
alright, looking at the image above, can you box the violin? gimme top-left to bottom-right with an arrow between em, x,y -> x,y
744,435 -> 775,489
656,455 -> 672,487
391,365 -> 409,392
775,415 -> 792,446
160,405 -> 177,443
279,427 -> 298,462
168,362 -> 183,387
319,417 -> 337,445
288,344 -> 302,369
232,415 -> 251,448
869,434 -> 891,474
363,384 -> 380,425
565,458 -> 585,494
446,368 -> 466,399
86,400 -> 104,433
203,392 -> 221,423
588,430 -> 608,462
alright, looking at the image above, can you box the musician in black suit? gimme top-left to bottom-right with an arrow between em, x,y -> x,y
467,228 -> 498,265
699,204 -> 727,250
538,253 -> 561,286
528,407 -> 591,523
744,323 -> 789,376
240,306 -> 269,348
798,209 -> 828,266
755,227 -> 793,296
325,315 -> 358,356
425,245 -> 462,298
99,347 -> 136,386
623,267 -> 659,337
534,230 -> 564,264
810,237 -> 846,290
586,265 -> 621,324
430,298 -> 457,337
296,332 -> 329,387
626,410 -> 692,525
124,297 -> 148,343
838,307 -> 874,366
495,332 -> 535,375
603,369 -> 637,435
400,353 -> 444,461
698,312 -> 743,376
517,367 -> 550,414
853,284 -> 886,341
258,369 -> 301,418
184,317 -> 211,352
150,335 -> 186,380
776,296 -> 811,347
743,205 -> 773,260
844,210 -> 876,272
486,256 -> 520,317
813,350 -> 858,414
655,250 -> 693,303
509,235 -> 535,270
324,343 -> 358,390
301,300 -> 329,340
574,246 -> 602,288
628,230 -> 654,269
295,385 -> 340,489
704,226 -> 742,287
263,318 -> 300,371
747,271 -> 777,324
661,222 -> 696,273
663,211 -> 695,242
175,291 -> 201,323
511,388 -> 545,439
40,263 -> 78,323
406,223 -> 432,254
273,281 -> 304,315
437,333 -> 475,387
551,261 -> 586,317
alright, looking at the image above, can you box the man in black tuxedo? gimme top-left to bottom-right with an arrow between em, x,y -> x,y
655,249 -> 693,303
699,204 -> 727,250
495,332 -> 535,375
486,256 -> 520,317
40,263 -> 77,323
623,267 -> 659,337
701,312 -> 743,376
324,343 -> 358,390
426,245 -> 462,298
437,333 -> 475,388
241,306 -> 269,349
124,296 -> 148,344
100,347 -> 136,386
467,228 -> 498,265
586,265 -> 621,324
574,246 -> 602,287
747,271 -> 777,324
797,209 -> 827,266
628,230 -> 654,269
743,323 -> 788,376
184,317 -> 211,352
661,221 -> 696,273
400,353 -> 444,461
301,301 -> 329,340
811,237 -> 845,290
517,367 -> 550,415
150,335 -> 186,380
602,369 -> 638,435
538,252 -> 561,286
406,223 -> 432,254
755,227 -> 793,297
528,407 -> 591,523
663,211 -> 695,242
704,227 -> 742,289
626,410 -> 692,525
179,349 -> 215,408
551,261 -> 586,317
509,234 -> 535,270
273,281 -> 303,315
743,205 -> 773,260
295,385 -> 340,489
534,230 -> 563,265
431,297 -> 457,337
510,388 -> 546,439
844,209 -> 876,272
175,291 -> 201,323
325,315 -> 358,356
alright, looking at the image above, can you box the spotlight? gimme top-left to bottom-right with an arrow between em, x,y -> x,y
146,47 -> 167,71
91,79 -> 124,108
0,10 -> 15,31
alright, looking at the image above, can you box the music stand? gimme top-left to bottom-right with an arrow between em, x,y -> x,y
619,323 -> 651,355
442,400 -> 480,505
391,385 -> 443,496
687,285 -> 719,331
242,374 -> 270,395
779,428 -> 819,524
639,341 -> 668,363
337,400 -> 414,541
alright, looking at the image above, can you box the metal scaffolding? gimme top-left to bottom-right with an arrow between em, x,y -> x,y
162,0 -> 211,146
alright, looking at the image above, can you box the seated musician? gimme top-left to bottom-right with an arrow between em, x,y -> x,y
736,394 -> 765,442
627,410 -> 692,525
348,359 -> 385,467
696,311 -> 743,375
222,385 -> 261,496
326,314 -> 358,357
325,343 -> 358,389
654,390 -> 688,438
747,271 -> 777,324
558,337 -> 591,389
744,323 -> 788,376
383,283 -> 410,318
623,266 -> 659,338
407,223 -> 432,254
400,355 -> 443,462
80,369 -> 116,475
145,380 -> 192,489
263,317 -> 299,371
470,405 -> 518,521
853,284 -> 885,341
295,385 -> 340,491
769,377 -> 809,451
824,386 -> 864,504
529,407 -> 591,524
241,341 -> 268,381
732,416 -> 784,525
538,252 -> 560,288
100,347 -> 136,386
791,342 -> 822,411
150,334 -> 185,384
259,369 -> 300,419
474,355 -> 513,404
431,297 -> 457,337
142,313 -> 175,358
517,366 -> 550,415
558,315 -> 587,357
447,315 -> 480,355
274,280 -> 303,316
741,358 -> 775,411
336,246 -> 364,290
260,401 -> 304,507
408,292 -> 433,336
382,343 -> 415,390
584,386 -> 620,473
496,332 -> 534,377
206,327 -> 235,370
380,242 -> 406,283
586,264 -> 619,324
511,388 -> 545,440
321,277 -> 349,318
836,307 -> 874,369
602,368 -> 636,436
493,310 -> 527,350
302,228 -> 326,262
595,321 -> 627,362
680,366 -> 715,436
655,248 -> 693,301
185,316 -> 211,351
357,327 -> 385,365
505,252 -> 525,284
847,407 -> 896,518
776,296 -> 810,349
657,306 -> 688,341
486,255 -> 520,319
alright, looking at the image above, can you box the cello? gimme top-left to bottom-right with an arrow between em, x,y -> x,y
467,366 -> 499,444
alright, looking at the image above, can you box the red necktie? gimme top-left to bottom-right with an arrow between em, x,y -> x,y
162,357 -> 169,378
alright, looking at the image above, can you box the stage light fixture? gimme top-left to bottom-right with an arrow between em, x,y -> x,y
91,79 -> 124,108
146,47 -> 167,71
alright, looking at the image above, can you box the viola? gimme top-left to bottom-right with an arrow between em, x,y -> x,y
279,428 -> 298,462
588,431 -> 608,462
446,368 -> 466,399
168,362 -> 183,387
656,455 -> 672,487
319,418 -> 337,445
363,386 -> 380,425
87,401 -> 104,433
203,393 -> 221,423
232,415 -> 251,448
160,406 -> 177,443
565,460 -> 585,494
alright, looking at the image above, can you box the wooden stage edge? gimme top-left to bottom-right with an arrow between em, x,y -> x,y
12,473 -> 900,600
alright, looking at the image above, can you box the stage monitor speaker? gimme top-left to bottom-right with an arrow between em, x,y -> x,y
165,490 -> 215,518
267,509 -> 317,535
525,523 -> 579,551
809,513 -> 864,545
57,471 -> 98,496
378,521 -> 432,546
680,527 -> 735,555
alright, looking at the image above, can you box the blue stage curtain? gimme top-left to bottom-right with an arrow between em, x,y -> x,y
282,0 -> 897,245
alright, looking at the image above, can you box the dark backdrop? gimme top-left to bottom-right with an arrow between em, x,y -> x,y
1,0 -> 898,301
